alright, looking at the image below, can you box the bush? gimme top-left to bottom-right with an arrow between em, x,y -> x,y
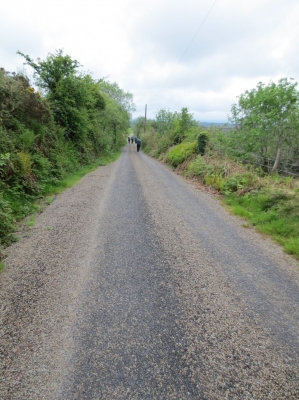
187,156 -> 207,176
197,133 -> 209,155
31,153 -> 52,186
18,128 -> 36,151
223,172 -> 259,193
0,194 -> 16,244
166,141 -> 197,167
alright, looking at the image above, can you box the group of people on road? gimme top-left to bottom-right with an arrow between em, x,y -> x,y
128,136 -> 142,152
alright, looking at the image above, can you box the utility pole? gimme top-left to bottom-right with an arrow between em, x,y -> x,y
144,104 -> 147,134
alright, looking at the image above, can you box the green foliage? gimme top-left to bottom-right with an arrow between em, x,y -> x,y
0,194 -> 16,244
17,49 -> 81,92
99,78 -> 135,116
223,172 -> 259,193
197,133 -> 209,155
43,151 -> 120,195
0,51 -> 134,245
229,78 -> 299,172
204,173 -> 226,192
284,238 -> 299,256
31,153 -> 52,185
0,153 -> 10,174
141,107 -> 198,158
141,131 -> 172,158
0,69 -> 52,127
155,109 -> 177,136
25,215 -> 36,227
172,108 -> 197,144
18,50 -> 107,143
187,156 -> 209,177
95,97 -> 119,150
166,142 -> 197,167
19,128 -> 36,150
258,192 -> 290,211
225,190 -> 299,258
132,116 -> 147,138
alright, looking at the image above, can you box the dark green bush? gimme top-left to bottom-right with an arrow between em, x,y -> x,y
197,133 -> 209,155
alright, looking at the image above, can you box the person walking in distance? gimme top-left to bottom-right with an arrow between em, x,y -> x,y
136,137 -> 141,152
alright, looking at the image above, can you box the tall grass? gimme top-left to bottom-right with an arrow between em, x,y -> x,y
225,190 -> 299,258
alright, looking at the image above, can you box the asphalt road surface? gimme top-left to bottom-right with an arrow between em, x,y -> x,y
1,143 -> 299,399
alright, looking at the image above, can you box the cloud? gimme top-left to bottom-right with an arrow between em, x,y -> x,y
1,0 -> 299,122
127,0 -> 299,119
0,19 -> 43,73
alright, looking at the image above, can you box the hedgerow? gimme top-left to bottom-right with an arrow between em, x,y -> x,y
0,50 -> 135,245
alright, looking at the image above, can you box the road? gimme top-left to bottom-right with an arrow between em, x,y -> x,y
1,144 -> 299,399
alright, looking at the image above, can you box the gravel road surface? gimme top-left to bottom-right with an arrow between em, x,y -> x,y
1,144 -> 299,399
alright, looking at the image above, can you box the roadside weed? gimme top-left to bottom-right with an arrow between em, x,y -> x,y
25,216 -> 36,227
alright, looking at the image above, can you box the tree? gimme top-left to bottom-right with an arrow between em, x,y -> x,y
0,68 -> 51,127
98,92 -> 130,149
230,78 -> 299,173
98,78 -> 135,116
155,109 -> 177,136
18,50 -> 106,143
132,116 -> 146,137
17,49 -> 81,93
173,107 -> 197,144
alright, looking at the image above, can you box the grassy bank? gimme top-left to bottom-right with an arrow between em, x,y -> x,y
224,187 -> 299,258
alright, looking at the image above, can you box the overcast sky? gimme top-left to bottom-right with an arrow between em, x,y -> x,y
1,0 -> 299,122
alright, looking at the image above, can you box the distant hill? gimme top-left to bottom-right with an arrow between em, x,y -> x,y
198,121 -> 232,127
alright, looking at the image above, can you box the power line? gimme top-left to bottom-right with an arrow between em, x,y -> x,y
149,0 -> 218,103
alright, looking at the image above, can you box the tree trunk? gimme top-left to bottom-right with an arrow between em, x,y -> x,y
271,147 -> 282,174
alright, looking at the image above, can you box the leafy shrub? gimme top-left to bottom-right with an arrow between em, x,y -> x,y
31,153 -> 52,185
197,133 -> 209,155
0,194 -> 16,244
166,141 -> 197,167
223,172 -> 259,193
187,156 -> 207,176
16,152 -> 32,177
204,173 -> 226,191
0,127 -> 14,153
19,128 -> 36,151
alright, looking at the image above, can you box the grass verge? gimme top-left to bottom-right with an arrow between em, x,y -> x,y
224,190 -> 299,259
43,151 -> 120,195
